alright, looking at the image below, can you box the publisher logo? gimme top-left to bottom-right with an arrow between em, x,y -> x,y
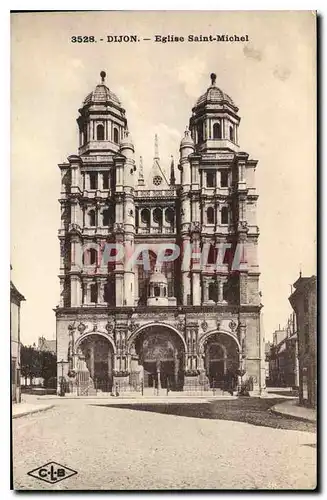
27,462 -> 77,484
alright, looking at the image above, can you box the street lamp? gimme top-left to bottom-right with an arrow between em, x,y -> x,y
59,359 -> 65,397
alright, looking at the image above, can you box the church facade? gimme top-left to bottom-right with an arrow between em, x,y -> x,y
55,71 -> 265,395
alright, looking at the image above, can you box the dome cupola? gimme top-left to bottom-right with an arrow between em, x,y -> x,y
189,73 -> 240,153
77,71 -> 127,156
147,266 -> 169,306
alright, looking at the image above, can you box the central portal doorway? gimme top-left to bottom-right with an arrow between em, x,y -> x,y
134,326 -> 185,390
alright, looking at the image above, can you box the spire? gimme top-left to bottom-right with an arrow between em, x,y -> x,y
154,134 -> 159,160
138,156 -> 145,186
149,134 -> 169,187
170,155 -> 176,185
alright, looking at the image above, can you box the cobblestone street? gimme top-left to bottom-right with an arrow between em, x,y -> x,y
13,399 -> 317,490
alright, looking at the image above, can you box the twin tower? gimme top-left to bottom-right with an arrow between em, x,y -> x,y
56,71 -> 265,395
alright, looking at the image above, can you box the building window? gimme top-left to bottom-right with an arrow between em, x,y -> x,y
89,248 -> 97,265
213,122 -> 222,139
89,172 -> 97,190
102,173 -> 109,190
89,210 -> 96,227
153,207 -> 163,225
96,124 -> 105,141
221,206 -> 229,225
90,283 -> 98,303
207,244 -> 216,264
229,126 -> 234,142
83,124 -> 88,144
102,209 -> 110,226
207,207 -> 215,224
206,172 -> 216,188
223,282 -> 229,301
141,208 -> 150,227
209,282 -> 217,301
304,327 -> 310,353
220,171 -> 229,188
154,286 -> 160,297
197,122 -> 203,143
113,127 -> 119,144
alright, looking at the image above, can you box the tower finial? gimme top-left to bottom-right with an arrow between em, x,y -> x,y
170,155 -> 176,186
210,73 -> 217,86
100,70 -> 106,83
154,134 -> 159,160
138,156 -> 145,186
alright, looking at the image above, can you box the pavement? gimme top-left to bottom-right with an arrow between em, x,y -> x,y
270,399 -> 316,423
12,400 -> 55,419
12,396 -> 316,490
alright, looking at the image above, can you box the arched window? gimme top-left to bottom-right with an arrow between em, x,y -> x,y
154,286 -> 160,297
96,124 -> 105,141
213,122 -> 222,139
113,127 -> 119,144
138,250 -> 156,305
89,210 -> 96,227
89,248 -> 97,265
153,207 -> 163,225
207,207 -> 215,224
221,206 -> 229,225
197,122 -> 203,143
229,126 -> 234,142
141,208 -> 150,227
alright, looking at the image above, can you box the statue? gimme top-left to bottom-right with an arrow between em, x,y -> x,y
130,343 -> 137,356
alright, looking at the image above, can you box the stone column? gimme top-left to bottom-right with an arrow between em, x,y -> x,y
59,278 -> 64,307
89,344 -> 95,380
203,277 -> 209,303
218,279 -> 224,303
70,275 -> 81,307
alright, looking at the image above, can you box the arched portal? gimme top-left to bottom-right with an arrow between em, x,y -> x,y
202,332 -> 240,389
78,334 -> 114,392
131,325 -> 185,391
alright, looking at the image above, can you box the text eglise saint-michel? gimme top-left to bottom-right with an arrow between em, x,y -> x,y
71,34 -> 250,44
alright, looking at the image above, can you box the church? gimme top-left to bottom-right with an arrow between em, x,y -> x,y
55,71 -> 265,395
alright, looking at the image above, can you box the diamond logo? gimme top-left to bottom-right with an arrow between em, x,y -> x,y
27,462 -> 77,484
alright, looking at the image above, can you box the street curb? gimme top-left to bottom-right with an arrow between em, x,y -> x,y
12,404 -> 55,419
269,406 -> 316,423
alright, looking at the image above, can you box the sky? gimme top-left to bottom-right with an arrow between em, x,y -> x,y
11,11 -> 316,345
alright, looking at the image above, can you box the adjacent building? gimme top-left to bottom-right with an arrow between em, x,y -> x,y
38,336 -> 56,355
267,317 -> 299,388
10,280 -> 25,403
55,71 -> 264,395
289,275 -> 317,407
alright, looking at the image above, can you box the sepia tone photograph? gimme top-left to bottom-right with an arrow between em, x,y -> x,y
10,10 -> 317,491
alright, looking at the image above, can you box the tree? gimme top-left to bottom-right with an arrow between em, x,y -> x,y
20,345 -> 42,385
39,350 -> 57,387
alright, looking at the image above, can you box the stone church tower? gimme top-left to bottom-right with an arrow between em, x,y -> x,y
55,72 -> 265,395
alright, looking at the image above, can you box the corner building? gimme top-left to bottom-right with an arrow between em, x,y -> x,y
56,72 -> 264,395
